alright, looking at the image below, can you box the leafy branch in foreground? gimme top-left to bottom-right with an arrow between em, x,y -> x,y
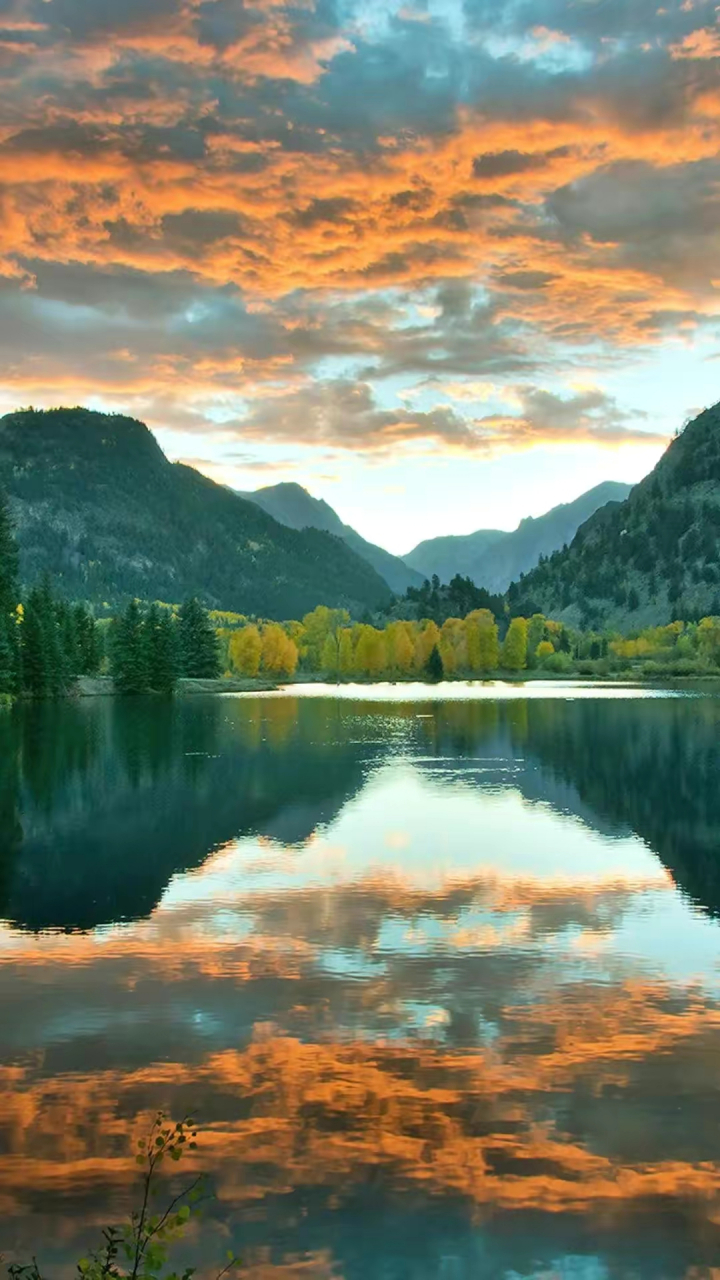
7,1114 -> 241,1280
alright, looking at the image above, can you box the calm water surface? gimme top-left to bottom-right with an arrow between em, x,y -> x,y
2,683 -> 720,1279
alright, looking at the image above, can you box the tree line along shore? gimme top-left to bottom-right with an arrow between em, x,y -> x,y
2,493 -> 720,702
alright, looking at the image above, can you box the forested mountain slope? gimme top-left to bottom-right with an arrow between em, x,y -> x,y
241,481 -> 423,594
404,482 -> 631,590
509,404 -> 720,628
0,408 -> 391,616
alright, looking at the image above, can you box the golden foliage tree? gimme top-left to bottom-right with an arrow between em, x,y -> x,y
354,625 -> 387,677
439,618 -> 466,674
302,605 -> 350,670
261,623 -> 299,678
385,621 -> 415,675
229,624 -> 262,677
414,620 -> 441,672
501,617 -> 528,671
465,609 -> 498,673
339,628 -> 354,676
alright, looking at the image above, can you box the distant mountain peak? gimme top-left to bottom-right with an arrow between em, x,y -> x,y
403,481 -> 633,591
240,480 -> 423,594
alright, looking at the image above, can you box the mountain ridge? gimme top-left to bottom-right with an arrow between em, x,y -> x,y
404,481 -> 633,590
0,408 -> 392,617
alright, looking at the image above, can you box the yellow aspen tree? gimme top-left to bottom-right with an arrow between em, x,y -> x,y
385,621 -> 414,675
501,617 -> 528,671
526,614 -> 547,668
229,624 -> 262,677
321,631 -> 339,677
339,628 -> 354,676
261,624 -> 299,678
536,639 -> 555,662
414,620 -> 441,671
440,618 -> 466,674
302,606 -> 350,670
465,609 -> 498,672
354,625 -> 387,677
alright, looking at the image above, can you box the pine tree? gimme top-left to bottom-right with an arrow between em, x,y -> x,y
112,600 -> 149,694
0,491 -> 20,696
21,577 -> 64,696
146,604 -> 179,694
178,598 -> 220,678
425,643 -> 444,682
74,604 -> 102,674
56,598 -> 79,682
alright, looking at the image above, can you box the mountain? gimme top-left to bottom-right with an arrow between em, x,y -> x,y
509,403 -> 720,628
404,529 -> 505,583
240,481 -> 424,594
0,408 -> 392,617
403,482 -> 633,590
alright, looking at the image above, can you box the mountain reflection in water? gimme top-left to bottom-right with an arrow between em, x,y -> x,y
1,687 -> 720,1279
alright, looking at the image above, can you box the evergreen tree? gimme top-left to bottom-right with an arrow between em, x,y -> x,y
56,598 -> 79,682
146,604 -> 179,694
21,577 -> 64,696
425,643 -> 444,682
0,490 -> 20,696
74,603 -> 102,675
178,598 -> 220,678
112,600 -> 149,694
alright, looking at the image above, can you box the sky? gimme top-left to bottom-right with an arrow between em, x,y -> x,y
1,0 -> 719,553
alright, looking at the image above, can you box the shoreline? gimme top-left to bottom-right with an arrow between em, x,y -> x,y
1,670 -> 716,705
76,671 -> 720,697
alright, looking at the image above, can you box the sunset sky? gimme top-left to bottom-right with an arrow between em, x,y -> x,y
1,0 -> 720,552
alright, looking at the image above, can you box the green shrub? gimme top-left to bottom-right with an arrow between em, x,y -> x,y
539,651 -> 573,674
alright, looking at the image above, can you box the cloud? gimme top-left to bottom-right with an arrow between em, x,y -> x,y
0,0 -> 718,462
219,379 -> 664,456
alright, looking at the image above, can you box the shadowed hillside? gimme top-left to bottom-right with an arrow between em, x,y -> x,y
0,408 -> 392,617
510,404 -> 720,628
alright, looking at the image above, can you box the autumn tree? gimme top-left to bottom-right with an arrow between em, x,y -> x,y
321,631 -> 340,677
302,605 -> 350,670
439,618 -> 466,675
386,620 -> 415,676
229,624 -> 262,677
414,620 -> 441,672
261,623 -> 298,678
354,624 -> 386,677
465,609 -> 498,673
501,617 -> 528,672
338,628 -> 354,677
526,614 -> 547,668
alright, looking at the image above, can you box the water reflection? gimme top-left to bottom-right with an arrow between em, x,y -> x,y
2,688 -> 720,1278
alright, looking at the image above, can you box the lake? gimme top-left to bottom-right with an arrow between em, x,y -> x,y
2,683 -> 720,1279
